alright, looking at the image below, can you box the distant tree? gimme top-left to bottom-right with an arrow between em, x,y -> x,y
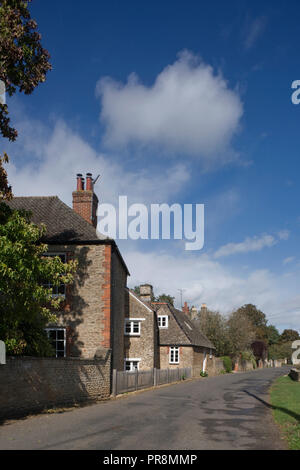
227,310 -> 256,359
251,340 -> 268,362
0,0 -> 51,199
268,341 -> 293,362
133,286 -> 140,296
265,324 -> 281,346
236,304 -> 268,340
195,309 -> 229,357
154,293 -> 175,306
280,329 -> 300,343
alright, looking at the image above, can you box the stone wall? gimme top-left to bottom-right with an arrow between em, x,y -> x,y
159,345 -> 194,369
47,243 -> 127,366
0,354 -> 111,420
48,244 -> 108,359
124,292 -> 157,370
193,356 -> 224,377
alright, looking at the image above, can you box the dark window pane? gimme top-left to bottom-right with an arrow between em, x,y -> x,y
49,330 -> 56,339
57,330 -> 64,340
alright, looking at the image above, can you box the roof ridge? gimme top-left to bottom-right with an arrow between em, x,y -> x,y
11,195 -> 59,199
168,304 -> 193,345
128,288 -> 154,311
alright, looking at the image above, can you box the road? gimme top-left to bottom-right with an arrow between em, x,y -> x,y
0,367 -> 289,450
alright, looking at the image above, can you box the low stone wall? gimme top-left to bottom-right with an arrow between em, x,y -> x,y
193,357 -> 224,377
239,360 -> 255,371
289,368 -> 300,382
0,353 -> 111,420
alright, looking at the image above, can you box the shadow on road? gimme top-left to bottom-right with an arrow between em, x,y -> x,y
243,390 -> 300,423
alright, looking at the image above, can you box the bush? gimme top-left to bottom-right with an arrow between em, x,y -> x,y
221,356 -> 232,373
251,358 -> 257,369
241,350 -> 257,369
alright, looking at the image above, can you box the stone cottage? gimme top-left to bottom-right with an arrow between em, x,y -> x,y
125,284 -> 215,372
123,288 -> 159,371
7,173 -> 130,371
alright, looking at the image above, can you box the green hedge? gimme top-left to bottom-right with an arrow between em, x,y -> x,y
221,356 -> 232,373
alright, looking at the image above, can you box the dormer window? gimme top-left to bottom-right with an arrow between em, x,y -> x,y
158,315 -> 168,328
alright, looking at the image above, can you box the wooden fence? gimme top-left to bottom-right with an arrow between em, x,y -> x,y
112,367 -> 192,396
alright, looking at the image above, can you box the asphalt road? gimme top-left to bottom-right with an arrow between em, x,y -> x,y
0,367 -> 289,450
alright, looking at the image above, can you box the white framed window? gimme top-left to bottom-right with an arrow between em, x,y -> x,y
158,315 -> 168,328
45,328 -> 66,357
169,346 -> 179,364
124,358 -> 140,371
124,320 -> 141,336
42,253 -> 66,297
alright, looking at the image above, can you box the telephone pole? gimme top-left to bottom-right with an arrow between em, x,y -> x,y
178,288 -> 185,307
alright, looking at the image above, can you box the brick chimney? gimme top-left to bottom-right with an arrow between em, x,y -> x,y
182,301 -> 190,316
139,284 -> 153,303
72,173 -> 98,228
200,303 -> 207,315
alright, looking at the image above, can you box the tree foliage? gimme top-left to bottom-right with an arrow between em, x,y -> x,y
280,329 -> 299,343
154,293 -> 175,306
197,309 -> 229,357
268,341 -> 293,362
265,324 -> 281,345
227,309 -> 256,359
0,0 -> 51,199
0,204 -> 77,355
236,303 -> 268,340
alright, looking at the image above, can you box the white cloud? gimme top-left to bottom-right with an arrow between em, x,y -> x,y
7,118 -> 190,207
213,234 -> 277,259
125,249 -> 300,332
96,50 -> 243,165
283,256 -> 295,265
278,230 -> 290,240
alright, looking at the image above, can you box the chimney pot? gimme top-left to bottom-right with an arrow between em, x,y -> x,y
76,173 -> 83,191
86,173 -> 93,191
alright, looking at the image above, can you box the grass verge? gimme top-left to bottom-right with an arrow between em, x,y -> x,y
270,375 -> 300,450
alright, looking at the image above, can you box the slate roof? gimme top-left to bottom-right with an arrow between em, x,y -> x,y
6,196 -> 107,244
5,196 -> 130,274
155,303 -> 215,349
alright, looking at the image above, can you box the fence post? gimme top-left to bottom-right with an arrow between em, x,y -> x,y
135,368 -> 138,391
154,368 -> 157,387
167,368 -> 169,383
112,369 -> 117,397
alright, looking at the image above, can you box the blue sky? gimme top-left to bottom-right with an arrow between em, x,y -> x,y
4,0 -> 300,331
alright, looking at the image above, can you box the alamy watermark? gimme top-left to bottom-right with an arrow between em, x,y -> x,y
98,196 -> 204,251
292,340 -> 300,365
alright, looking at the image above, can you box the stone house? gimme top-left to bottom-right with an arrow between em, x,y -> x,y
7,173 -> 129,371
125,284 -> 215,372
123,288 -> 159,371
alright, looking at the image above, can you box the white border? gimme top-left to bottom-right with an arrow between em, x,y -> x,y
169,346 -> 180,364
